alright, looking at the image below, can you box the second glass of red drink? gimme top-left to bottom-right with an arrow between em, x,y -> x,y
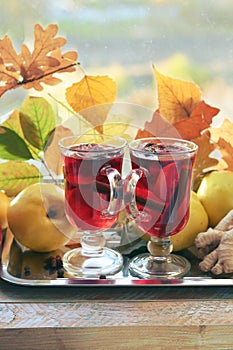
124,137 -> 198,279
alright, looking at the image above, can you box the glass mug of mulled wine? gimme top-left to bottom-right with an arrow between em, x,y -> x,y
59,134 -> 126,277
124,137 -> 198,279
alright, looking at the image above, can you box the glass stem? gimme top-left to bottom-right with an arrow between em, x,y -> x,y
147,236 -> 173,264
80,232 -> 106,256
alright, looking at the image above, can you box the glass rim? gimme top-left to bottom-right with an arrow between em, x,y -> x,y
58,133 -> 127,153
128,137 -> 198,154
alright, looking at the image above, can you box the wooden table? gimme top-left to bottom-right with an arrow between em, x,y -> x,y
0,278 -> 233,350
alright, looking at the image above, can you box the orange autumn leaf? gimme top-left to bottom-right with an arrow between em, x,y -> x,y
153,65 -> 201,123
0,23 -> 78,96
135,110 -> 181,139
192,130 -> 219,188
173,101 -> 220,140
209,118 -> 233,170
66,75 -> 117,133
44,125 -> 73,175
216,138 -> 233,171
209,118 -> 233,144
135,101 -> 219,140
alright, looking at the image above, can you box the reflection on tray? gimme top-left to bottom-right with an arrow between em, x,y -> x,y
1,227 -> 233,286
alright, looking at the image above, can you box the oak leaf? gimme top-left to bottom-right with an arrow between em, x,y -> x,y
0,23 -> 78,97
153,65 -> 201,123
66,75 -> 117,133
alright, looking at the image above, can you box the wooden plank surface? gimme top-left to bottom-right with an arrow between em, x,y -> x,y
0,325 -> 233,350
1,279 -> 233,349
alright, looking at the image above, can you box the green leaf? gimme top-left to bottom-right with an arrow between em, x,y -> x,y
19,96 -> 56,150
0,161 -> 41,196
0,126 -> 33,160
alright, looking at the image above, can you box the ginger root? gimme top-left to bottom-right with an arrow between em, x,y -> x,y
195,209 -> 233,275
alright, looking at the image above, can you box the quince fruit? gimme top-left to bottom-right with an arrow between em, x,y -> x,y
7,183 -> 75,252
0,190 -> 10,229
171,191 -> 208,251
197,170 -> 233,227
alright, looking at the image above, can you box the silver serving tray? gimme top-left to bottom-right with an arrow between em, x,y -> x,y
1,228 -> 233,287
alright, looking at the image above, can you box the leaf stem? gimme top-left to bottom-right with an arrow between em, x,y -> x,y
17,62 -> 80,86
40,157 -> 59,186
47,92 -> 93,129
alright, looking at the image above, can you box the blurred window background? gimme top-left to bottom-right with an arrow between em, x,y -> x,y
1,0 -> 233,120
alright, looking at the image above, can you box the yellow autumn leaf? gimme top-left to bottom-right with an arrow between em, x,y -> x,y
216,138 -> 233,171
83,122 -> 132,141
66,75 -> 117,132
209,119 -> 233,171
153,65 -> 201,124
209,118 -> 233,144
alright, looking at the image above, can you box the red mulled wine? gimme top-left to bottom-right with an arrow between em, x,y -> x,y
130,141 -> 196,238
62,143 -> 123,232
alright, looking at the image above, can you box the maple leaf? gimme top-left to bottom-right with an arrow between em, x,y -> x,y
153,65 -> 202,123
135,110 -> 181,139
66,75 -> 117,133
209,118 -> 233,171
135,101 -> 219,140
0,23 -> 78,97
173,101 -> 219,139
209,118 -> 233,145
192,130 -> 219,190
216,138 -> 233,171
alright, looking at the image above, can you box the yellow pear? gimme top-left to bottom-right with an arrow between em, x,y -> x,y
0,190 -> 10,229
197,170 -> 233,227
7,183 -> 76,252
171,191 -> 208,251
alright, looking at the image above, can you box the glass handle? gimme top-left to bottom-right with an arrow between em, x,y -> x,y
124,168 -> 147,220
101,167 -> 123,216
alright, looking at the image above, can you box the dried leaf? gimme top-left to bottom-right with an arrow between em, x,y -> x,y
19,96 -> 56,150
135,110 -> 182,139
0,23 -> 78,96
192,130 -> 219,188
44,125 -> 73,175
210,118 -> 233,144
174,101 -> 220,140
209,118 -> 233,170
216,137 -> 233,171
66,75 -> 117,132
153,65 -> 201,123
0,161 -> 40,196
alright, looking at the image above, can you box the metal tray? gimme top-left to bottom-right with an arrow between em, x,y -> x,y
1,228 -> 233,287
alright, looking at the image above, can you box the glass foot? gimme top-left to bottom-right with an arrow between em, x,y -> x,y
128,253 -> 191,279
62,247 -> 123,277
